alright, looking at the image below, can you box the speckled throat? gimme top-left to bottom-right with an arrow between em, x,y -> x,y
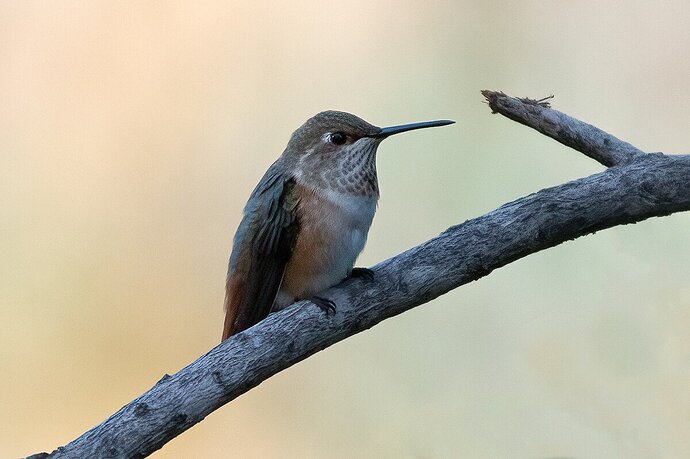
296,139 -> 380,198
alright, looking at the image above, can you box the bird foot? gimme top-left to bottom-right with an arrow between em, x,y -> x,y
308,296 -> 336,316
350,267 -> 375,281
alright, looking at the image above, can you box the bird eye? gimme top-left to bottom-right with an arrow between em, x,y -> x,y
329,132 -> 347,145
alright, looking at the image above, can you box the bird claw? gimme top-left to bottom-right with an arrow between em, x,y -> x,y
350,267 -> 375,281
309,296 -> 336,316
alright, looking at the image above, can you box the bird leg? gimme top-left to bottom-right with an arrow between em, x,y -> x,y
308,296 -> 337,316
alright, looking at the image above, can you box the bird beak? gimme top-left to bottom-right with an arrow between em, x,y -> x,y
373,119 -> 455,138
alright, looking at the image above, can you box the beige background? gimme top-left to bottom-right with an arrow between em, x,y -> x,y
2,1 -> 689,458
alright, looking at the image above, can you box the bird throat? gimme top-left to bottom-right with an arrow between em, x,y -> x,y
298,142 -> 379,198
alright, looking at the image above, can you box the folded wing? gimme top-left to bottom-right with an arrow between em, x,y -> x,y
222,162 -> 300,341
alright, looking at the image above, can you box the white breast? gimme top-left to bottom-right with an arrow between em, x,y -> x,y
321,188 -> 377,265
322,189 -> 377,227
276,186 -> 378,308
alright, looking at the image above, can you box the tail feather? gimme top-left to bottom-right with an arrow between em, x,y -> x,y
221,273 -> 244,341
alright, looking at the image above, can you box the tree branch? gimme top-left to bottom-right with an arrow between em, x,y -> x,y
481,90 -> 645,166
31,91 -> 690,458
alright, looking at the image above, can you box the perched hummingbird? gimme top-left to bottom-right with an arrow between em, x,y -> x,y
222,111 -> 454,341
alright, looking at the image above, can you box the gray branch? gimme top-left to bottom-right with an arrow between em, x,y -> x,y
30,91 -> 690,459
481,90 -> 645,166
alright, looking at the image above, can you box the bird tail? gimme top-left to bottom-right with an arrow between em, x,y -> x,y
221,273 -> 243,341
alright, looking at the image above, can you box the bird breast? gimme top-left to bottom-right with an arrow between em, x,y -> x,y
276,184 -> 377,306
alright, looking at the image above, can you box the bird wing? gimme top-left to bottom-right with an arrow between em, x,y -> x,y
222,161 -> 300,341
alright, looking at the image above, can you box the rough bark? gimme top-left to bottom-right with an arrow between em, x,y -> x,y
30,91 -> 690,458
481,91 -> 644,166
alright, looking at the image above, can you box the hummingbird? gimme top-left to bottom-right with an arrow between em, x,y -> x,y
222,111 -> 454,341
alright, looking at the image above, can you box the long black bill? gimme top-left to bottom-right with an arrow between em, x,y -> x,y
374,119 -> 455,138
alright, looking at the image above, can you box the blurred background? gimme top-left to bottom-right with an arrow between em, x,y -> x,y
1,1 -> 689,458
